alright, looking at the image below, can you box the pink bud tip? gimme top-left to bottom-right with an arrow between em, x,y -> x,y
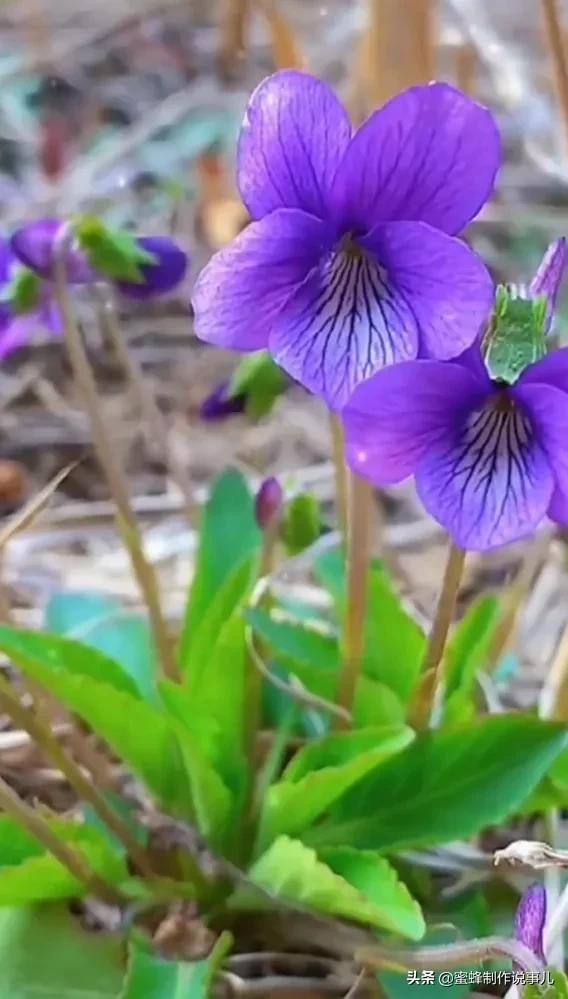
255,476 -> 283,530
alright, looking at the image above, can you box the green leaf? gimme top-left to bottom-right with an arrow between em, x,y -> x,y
75,216 -> 156,283
179,470 -> 261,672
320,847 -> 425,940
184,558 -> 257,690
0,824 -> 127,906
315,550 -> 425,704
121,932 -> 233,998
229,351 -> 288,419
0,625 -> 192,818
303,715 -> 568,852
0,817 -> 44,867
259,726 -> 414,846
46,592 -> 158,703
0,626 -> 138,695
245,608 -> 339,671
445,596 -> 501,698
165,615 -> 249,814
237,835 -> 419,934
354,678 -> 406,727
0,904 -> 124,998
281,493 -> 322,555
525,971 -> 568,999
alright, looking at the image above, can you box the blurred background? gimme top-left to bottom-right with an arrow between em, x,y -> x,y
2,0 -> 568,693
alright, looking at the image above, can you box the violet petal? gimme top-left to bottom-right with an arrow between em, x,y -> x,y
192,209 -> 332,353
514,884 -> 546,962
342,359 -> 489,486
116,236 -> 188,299
10,219 -> 96,284
237,70 -> 351,221
330,82 -> 501,237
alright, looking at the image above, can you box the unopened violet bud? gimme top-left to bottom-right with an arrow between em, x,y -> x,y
514,883 -> 546,964
199,380 -> 247,421
116,236 -> 188,299
255,476 -> 284,530
10,219 -> 95,284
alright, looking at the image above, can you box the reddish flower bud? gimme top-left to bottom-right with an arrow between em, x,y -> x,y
255,476 -> 283,530
39,118 -> 70,182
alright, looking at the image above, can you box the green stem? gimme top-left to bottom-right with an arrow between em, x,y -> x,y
336,471 -> 372,725
93,288 -> 196,526
329,413 -> 349,541
53,229 -> 178,682
0,772 -> 119,902
357,935 -> 544,974
418,538 -> 466,727
0,674 -> 154,877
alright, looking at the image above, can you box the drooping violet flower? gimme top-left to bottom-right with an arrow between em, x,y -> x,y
199,379 -> 247,420
342,240 -> 568,551
514,884 -> 547,967
192,71 -> 500,409
10,220 -> 188,299
0,237 -> 62,359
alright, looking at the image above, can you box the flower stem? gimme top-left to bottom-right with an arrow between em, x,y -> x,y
336,471 -> 373,725
415,538 -> 466,728
53,234 -> 178,682
0,674 -> 154,877
93,288 -> 196,526
0,771 -> 119,902
329,414 -> 349,541
357,935 -> 544,974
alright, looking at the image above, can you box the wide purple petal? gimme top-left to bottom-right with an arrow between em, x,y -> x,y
269,237 -> 418,410
363,221 -> 494,361
514,381 -> 568,525
342,360 -> 489,485
237,70 -> 352,221
518,347 -> 568,393
192,209 -> 332,352
416,394 -> 554,550
10,220 -> 95,284
117,237 -> 188,299
515,884 -> 546,962
529,239 -> 567,330
330,82 -> 501,236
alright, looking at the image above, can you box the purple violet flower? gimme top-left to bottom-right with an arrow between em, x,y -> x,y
199,379 -> 247,421
0,238 -> 62,359
342,240 -> 568,551
191,70 -> 501,409
515,884 -> 546,966
10,221 -> 188,298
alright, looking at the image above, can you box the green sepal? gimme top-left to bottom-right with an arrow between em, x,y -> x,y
483,285 -> 548,385
3,268 -> 42,315
74,216 -> 157,283
228,351 -> 289,419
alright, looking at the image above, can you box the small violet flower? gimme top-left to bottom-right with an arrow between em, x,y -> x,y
515,884 -> 546,966
10,219 -> 188,300
199,379 -> 247,421
0,237 -> 62,359
342,240 -> 568,551
192,70 -> 501,409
